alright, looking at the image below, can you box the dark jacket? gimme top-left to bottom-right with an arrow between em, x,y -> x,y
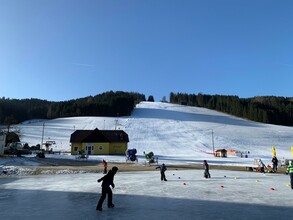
272,157 -> 278,165
156,164 -> 167,173
98,170 -> 115,188
203,161 -> 209,170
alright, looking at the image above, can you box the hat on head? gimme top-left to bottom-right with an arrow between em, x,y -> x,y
112,166 -> 118,172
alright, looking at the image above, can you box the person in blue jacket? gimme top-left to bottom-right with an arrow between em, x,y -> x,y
96,166 -> 118,211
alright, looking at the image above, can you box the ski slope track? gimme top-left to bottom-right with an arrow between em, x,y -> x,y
14,101 -> 293,167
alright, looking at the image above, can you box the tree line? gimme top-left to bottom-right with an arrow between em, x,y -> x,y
0,91 -> 146,125
170,92 -> 293,126
1,90 -> 293,127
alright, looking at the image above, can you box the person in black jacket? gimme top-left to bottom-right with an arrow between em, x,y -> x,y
272,156 -> 278,173
96,166 -> 118,211
156,163 -> 167,181
203,160 -> 211,178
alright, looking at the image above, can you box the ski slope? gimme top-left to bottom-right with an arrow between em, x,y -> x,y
17,101 -> 293,166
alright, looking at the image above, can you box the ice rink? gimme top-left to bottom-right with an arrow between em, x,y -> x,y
1,169 -> 293,220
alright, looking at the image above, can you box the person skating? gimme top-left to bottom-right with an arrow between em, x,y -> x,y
156,163 -> 167,181
102,159 -> 108,174
272,156 -> 278,173
259,159 -> 266,174
203,160 -> 211,178
96,166 -> 118,211
286,161 -> 293,190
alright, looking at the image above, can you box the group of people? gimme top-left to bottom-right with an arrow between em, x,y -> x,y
258,156 -> 279,174
96,160 -> 210,211
96,157 -> 293,212
256,157 -> 293,190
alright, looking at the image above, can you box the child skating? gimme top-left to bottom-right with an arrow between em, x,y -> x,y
156,163 -> 167,181
102,159 -> 108,174
259,159 -> 266,174
203,160 -> 211,178
96,166 -> 118,211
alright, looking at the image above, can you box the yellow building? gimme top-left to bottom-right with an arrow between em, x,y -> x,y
70,128 -> 129,155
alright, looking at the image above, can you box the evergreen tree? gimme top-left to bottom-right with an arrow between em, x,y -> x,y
147,95 -> 155,102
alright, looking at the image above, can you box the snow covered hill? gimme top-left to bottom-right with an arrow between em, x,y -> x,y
17,101 -> 293,166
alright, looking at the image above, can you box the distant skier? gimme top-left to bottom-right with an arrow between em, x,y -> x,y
286,161 -> 293,190
102,159 -> 108,174
96,166 -> 118,211
272,156 -> 278,173
203,160 -> 211,178
156,163 -> 167,181
259,159 -> 266,174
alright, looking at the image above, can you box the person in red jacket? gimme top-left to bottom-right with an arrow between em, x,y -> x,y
102,159 -> 108,174
96,166 -> 118,211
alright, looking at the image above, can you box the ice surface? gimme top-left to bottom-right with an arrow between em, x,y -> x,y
1,170 -> 293,220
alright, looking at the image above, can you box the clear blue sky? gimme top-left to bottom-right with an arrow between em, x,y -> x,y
1,0 -> 292,101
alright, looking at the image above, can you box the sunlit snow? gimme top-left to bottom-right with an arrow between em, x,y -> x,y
15,101 -> 293,166
1,102 -> 293,220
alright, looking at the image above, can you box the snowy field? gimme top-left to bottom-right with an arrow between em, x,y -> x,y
1,101 -> 293,219
9,101 -> 293,167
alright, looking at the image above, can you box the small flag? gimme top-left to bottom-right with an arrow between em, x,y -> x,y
272,146 -> 276,157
